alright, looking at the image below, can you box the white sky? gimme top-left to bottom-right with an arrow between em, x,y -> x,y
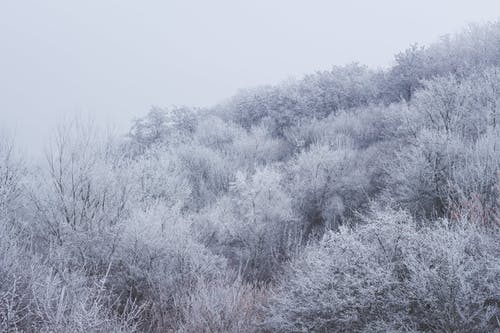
1,0 -> 500,155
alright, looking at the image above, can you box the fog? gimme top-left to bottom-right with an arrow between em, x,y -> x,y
1,0 -> 500,155
1,3 -> 500,331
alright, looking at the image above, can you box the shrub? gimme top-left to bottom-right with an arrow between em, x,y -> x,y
0,219 -> 141,333
178,278 -> 265,333
265,208 -> 500,333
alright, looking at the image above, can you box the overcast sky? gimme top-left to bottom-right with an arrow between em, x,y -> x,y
1,0 -> 500,155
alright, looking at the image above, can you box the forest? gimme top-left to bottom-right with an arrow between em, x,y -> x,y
1,21 -> 500,332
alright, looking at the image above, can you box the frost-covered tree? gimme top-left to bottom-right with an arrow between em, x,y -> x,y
177,143 -> 235,210
194,166 -> 298,282
0,135 -> 25,219
386,44 -> 429,101
265,208 -> 500,333
30,121 -> 130,275
128,106 -> 198,153
226,167 -> 298,281
288,144 -> 368,238
127,146 -> 191,209
384,69 -> 500,221
116,203 -> 227,332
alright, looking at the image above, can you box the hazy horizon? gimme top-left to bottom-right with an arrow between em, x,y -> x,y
1,4 -> 500,331
2,0 -> 500,155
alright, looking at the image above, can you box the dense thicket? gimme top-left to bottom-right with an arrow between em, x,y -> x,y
1,22 -> 499,332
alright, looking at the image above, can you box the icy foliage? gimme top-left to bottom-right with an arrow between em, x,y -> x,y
1,20 -> 500,332
265,209 -> 500,333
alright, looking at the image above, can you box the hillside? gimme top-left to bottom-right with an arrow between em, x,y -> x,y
1,21 -> 499,332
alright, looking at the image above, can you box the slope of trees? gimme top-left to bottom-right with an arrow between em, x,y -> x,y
1,22 -> 500,332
